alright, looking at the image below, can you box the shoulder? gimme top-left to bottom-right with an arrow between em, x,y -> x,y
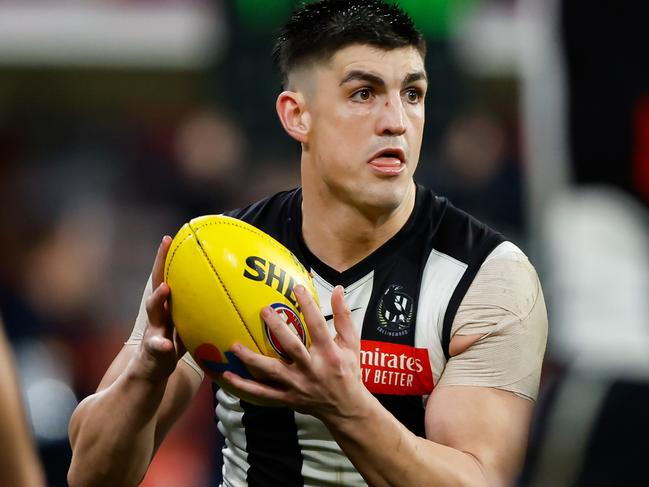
418,186 -> 505,267
224,188 -> 300,228
445,242 -> 548,400
451,240 -> 547,342
470,242 -> 541,320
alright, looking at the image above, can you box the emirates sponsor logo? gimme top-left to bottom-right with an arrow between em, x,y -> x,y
360,340 -> 434,395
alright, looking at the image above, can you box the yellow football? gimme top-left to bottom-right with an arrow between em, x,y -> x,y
164,215 -> 318,390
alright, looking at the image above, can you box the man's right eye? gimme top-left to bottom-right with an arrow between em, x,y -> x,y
351,88 -> 372,102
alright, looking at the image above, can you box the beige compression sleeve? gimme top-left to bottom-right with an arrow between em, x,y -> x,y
437,243 -> 548,401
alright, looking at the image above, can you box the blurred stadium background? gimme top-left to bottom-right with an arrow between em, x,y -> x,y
0,0 -> 647,486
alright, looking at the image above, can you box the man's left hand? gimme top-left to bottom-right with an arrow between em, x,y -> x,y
221,285 -> 370,422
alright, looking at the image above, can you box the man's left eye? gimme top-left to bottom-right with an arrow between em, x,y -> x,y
404,89 -> 421,103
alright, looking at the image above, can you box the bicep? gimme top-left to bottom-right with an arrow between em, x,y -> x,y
425,385 -> 533,486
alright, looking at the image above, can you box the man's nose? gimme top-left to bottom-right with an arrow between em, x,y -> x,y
376,92 -> 407,136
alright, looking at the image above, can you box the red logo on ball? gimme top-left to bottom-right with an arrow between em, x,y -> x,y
265,303 -> 307,359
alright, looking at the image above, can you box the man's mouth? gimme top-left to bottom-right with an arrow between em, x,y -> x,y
368,148 -> 406,175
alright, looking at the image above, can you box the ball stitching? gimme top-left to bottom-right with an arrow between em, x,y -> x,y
186,222 -> 263,353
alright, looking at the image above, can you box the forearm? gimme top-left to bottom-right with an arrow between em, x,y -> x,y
0,336 -> 45,487
323,391 -> 487,487
68,365 -> 167,487
0,392 -> 45,487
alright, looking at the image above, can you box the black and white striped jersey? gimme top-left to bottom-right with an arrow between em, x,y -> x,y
215,184 -> 505,487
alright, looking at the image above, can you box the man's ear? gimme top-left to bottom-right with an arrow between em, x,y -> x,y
276,91 -> 310,144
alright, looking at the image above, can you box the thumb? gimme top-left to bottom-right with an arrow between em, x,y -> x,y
144,334 -> 175,356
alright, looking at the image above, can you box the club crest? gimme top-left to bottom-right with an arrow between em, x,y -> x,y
376,284 -> 414,337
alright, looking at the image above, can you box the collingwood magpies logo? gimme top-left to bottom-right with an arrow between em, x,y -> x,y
376,284 -> 414,337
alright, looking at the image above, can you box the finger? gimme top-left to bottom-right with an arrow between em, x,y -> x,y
231,342 -> 292,384
331,285 -> 358,346
146,282 -> 171,330
152,235 -> 173,289
135,334 -> 178,382
261,307 -> 310,365
221,371 -> 288,406
294,284 -> 331,345
144,334 -> 175,355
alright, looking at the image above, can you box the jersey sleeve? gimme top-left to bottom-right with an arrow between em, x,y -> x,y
437,244 -> 548,401
125,275 -> 204,379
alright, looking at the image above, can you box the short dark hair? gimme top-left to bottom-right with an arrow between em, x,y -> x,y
273,0 -> 426,87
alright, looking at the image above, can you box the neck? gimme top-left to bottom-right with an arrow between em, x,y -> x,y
301,181 -> 417,273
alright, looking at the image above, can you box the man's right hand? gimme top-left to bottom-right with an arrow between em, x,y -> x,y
68,235 -> 202,487
132,235 -> 186,383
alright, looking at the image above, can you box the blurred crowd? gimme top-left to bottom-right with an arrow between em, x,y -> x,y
0,0 -> 647,486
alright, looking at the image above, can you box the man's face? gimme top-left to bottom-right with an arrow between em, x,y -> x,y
296,44 -> 427,214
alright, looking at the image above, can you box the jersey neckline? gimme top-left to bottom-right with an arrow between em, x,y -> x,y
288,184 -> 432,288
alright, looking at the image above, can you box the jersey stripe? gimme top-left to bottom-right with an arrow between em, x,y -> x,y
415,248 -> 466,387
441,232 -> 504,360
241,402 -> 304,486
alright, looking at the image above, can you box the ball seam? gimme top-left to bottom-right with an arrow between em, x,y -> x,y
194,218 -> 299,264
164,231 -> 194,283
188,222 -> 263,353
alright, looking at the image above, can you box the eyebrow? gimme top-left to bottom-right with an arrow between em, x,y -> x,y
339,70 -> 428,88
339,70 -> 384,87
403,71 -> 427,86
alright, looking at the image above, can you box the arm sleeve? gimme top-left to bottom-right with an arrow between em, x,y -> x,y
437,246 -> 548,401
125,275 -> 204,379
